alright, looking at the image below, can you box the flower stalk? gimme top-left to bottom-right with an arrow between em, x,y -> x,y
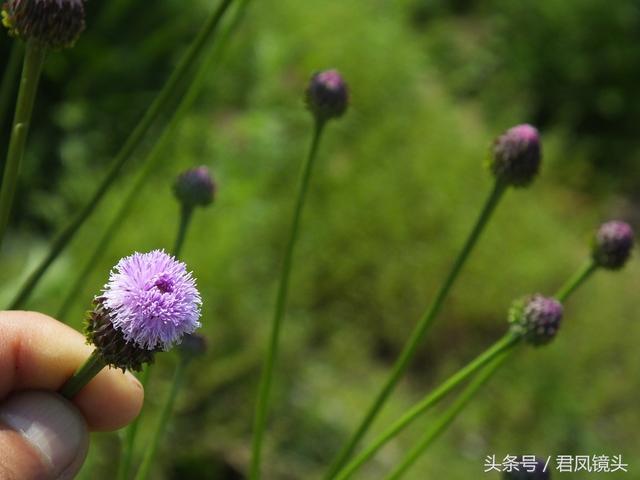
384,350 -> 513,479
59,350 -> 107,399
0,39 -> 46,250
326,180 -> 507,477
250,118 -> 326,479
333,333 -> 521,480
0,42 -> 22,132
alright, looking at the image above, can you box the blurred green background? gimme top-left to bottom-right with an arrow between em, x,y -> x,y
1,0 -> 639,478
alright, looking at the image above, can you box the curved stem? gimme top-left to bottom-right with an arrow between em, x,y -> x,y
133,358 -> 189,480
325,180 -> 508,478
554,260 -> 597,302
7,0 -> 235,310
333,333 -> 520,480
385,350 -> 513,480
249,120 -> 326,479
55,0 -> 251,321
0,42 -> 23,133
116,366 -> 152,480
59,350 -> 106,399
0,40 -> 46,251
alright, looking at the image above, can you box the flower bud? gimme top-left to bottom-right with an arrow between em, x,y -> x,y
592,220 -> 634,270
490,124 -> 541,187
86,250 -> 202,371
509,294 -> 563,346
2,0 -> 86,49
305,69 -> 349,122
503,457 -> 550,479
173,166 -> 216,209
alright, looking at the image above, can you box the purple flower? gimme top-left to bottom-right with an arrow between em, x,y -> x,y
173,166 -> 216,209
305,69 -> 349,122
491,124 -> 541,187
3,0 -> 86,49
509,294 -> 563,346
592,220 -> 634,270
101,250 -> 202,351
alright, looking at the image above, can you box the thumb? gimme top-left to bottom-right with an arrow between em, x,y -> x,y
0,391 -> 89,480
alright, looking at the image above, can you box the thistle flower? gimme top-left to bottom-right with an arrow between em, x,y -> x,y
87,250 -> 202,371
490,124 -> 541,187
173,166 -> 216,209
2,0 -> 86,49
503,457 -> 551,479
592,220 -> 634,270
509,294 -> 563,346
306,69 -> 349,122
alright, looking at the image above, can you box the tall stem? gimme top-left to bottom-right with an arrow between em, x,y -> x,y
173,206 -> 194,259
133,358 -> 189,480
249,120 -> 326,479
55,0 -> 252,321
116,366 -> 152,480
554,260 -> 597,302
385,350 -> 513,479
0,40 -> 46,251
325,180 -> 507,478
383,258 -> 601,479
333,333 -> 521,480
0,42 -> 23,133
7,0 -> 235,310
59,350 -> 106,399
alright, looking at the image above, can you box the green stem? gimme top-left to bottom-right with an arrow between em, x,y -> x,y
382,258 -> 600,479
0,42 -> 23,133
325,180 -> 507,478
55,0 -> 252,321
554,260 -> 597,302
173,206 -> 194,259
7,0 -> 235,310
0,40 -> 46,251
385,350 -> 513,480
116,366 -> 152,480
333,333 -> 521,480
59,350 -> 106,399
133,358 -> 189,480
249,120 -> 326,479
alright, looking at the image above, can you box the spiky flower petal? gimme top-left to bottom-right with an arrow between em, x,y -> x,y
509,294 -> 563,346
101,250 -> 202,351
2,0 -> 85,49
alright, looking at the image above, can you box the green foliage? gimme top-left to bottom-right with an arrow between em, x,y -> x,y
1,0 -> 639,478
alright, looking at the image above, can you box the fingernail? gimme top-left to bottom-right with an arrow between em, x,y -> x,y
0,391 -> 89,479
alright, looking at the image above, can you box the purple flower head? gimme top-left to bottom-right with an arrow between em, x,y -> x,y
2,0 -> 86,49
509,294 -> 563,346
490,124 -> 541,187
173,166 -> 216,209
101,250 -> 202,351
592,220 -> 634,270
305,69 -> 349,122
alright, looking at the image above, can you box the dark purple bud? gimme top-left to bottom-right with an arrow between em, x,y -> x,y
173,166 -> 216,209
491,124 -> 541,187
509,294 -> 563,346
305,69 -> 349,122
592,220 -> 634,270
503,457 -> 551,479
2,0 -> 86,49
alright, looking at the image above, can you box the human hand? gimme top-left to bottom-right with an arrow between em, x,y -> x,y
0,311 -> 144,479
